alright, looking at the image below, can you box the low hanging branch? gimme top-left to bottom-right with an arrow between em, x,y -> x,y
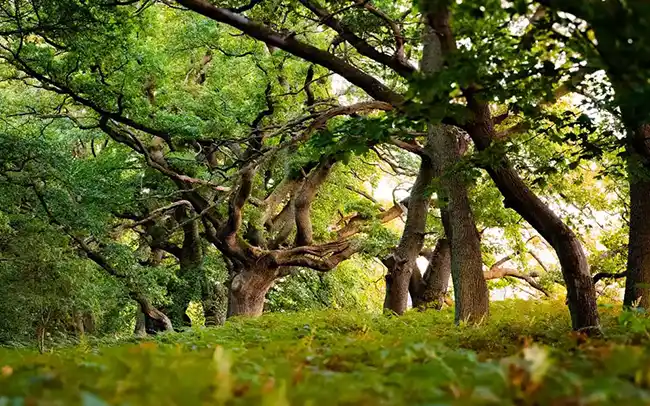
484,266 -> 550,297
484,238 -> 551,297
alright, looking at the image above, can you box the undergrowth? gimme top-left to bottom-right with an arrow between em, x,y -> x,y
2,300 -> 650,405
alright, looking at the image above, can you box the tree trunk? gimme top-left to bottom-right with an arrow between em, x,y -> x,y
228,269 -> 277,317
464,98 -> 599,332
624,125 -> 650,308
380,19 -> 442,315
82,312 -> 95,334
135,294 -> 174,333
430,125 -> 489,324
411,238 -> 451,309
383,273 -> 394,310
134,310 -> 147,337
73,311 -> 85,337
417,1 -> 599,332
383,153 -> 435,314
203,281 -> 228,326
170,206 -> 205,328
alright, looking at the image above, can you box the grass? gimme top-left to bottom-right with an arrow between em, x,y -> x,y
2,300 -> 650,405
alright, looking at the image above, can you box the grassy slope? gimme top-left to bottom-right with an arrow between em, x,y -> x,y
1,300 -> 650,405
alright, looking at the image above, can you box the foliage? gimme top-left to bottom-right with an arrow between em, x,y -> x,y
2,301 -> 650,405
0,0 -> 643,356
266,257 -> 385,313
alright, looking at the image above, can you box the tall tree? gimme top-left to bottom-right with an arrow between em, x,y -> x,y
533,0 -> 650,309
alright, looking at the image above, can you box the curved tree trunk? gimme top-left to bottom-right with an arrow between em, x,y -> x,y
418,1 -> 599,332
465,98 -> 599,332
382,17 -> 441,315
135,294 -> 174,333
228,269 -> 277,317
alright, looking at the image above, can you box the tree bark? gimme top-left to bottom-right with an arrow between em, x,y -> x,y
295,159 -> 335,246
411,238 -> 451,309
134,310 -> 147,337
382,13 -> 443,315
82,312 -> 95,334
228,268 -> 278,317
135,294 -> 174,333
383,153 -> 435,314
73,311 -> 85,337
624,126 -> 650,308
430,125 -> 490,324
415,10 -> 487,323
166,207 -> 205,327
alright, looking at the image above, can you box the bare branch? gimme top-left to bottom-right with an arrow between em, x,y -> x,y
484,266 -> 550,297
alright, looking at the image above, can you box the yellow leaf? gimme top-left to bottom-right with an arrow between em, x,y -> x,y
1,365 -> 12,377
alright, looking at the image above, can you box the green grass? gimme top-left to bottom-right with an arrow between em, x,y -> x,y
2,300 -> 650,405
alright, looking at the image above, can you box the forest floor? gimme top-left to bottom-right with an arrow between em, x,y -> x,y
1,300 -> 650,405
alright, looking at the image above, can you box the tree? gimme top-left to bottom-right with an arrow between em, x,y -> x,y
3,0 -> 638,336
170,0 -> 600,330
529,0 -> 650,309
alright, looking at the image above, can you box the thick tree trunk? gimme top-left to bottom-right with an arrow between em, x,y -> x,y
411,238 -> 451,309
228,269 -> 277,317
203,281 -> 228,326
430,125 -> 489,324
383,153 -> 435,314
465,98 -> 599,332
624,125 -> 650,308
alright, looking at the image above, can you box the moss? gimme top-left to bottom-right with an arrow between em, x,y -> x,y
1,300 -> 650,405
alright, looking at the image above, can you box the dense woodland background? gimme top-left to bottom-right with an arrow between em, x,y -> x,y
0,0 -> 648,351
